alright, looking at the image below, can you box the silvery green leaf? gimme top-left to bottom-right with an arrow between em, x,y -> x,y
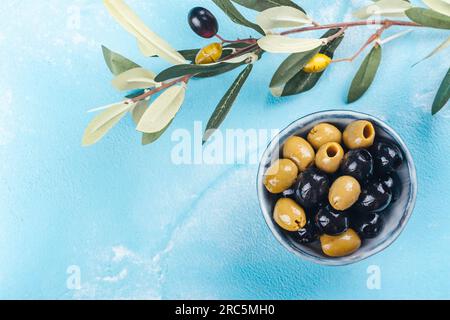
423,0 -> 450,17
256,6 -> 312,32
103,0 -> 186,65
131,99 -> 150,125
212,0 -> 265,35
278,29 -> 345,97
432,68 -> 450,114
155,62 -> 245,82
258,35 -> 323,53
203,65 -> 253,144
137,85 -> 186,133
112,67 -> 158,91
406,7 -> 450,29
178,49 -> 200,62
194,52 -> 257,66
223,52 -> 259,64
231,0 -> 305,13
125,89 -> 146,99
348,45 -> 382,103
270,47 -> 321,89
353,0 -> 412,19
102,46 -> 141,76
82,102 -> 133,146
142,121 -> 173,145
413,36 -> 450,66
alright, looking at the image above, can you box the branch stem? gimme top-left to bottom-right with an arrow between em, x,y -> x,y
215,34 -> 257,44
131,75 -> 192,103
332,24 -> 391,63
281,19 -> 421,36
130,20 -> 424,103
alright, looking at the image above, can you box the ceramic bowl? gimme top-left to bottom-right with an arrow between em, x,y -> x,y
257,110 -> 417,266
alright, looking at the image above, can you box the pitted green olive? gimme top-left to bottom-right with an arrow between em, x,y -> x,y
195,42 -> 223,64
320,229 -> 361,257
264,159 -> 298,194
273,198 -> 307,231
329,176 -> 361,211
283,136 -> 315,172
315,142 -> 344,174
307,123 -> 342,150
343,120 -> 375,149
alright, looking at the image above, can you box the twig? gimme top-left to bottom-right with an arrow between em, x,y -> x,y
332,24 -> 392,63
131,75 -> 192,103
326,26 -> 348,43
215,34 -> 257,45
281,19 -> 421,36
218,43 -> 259,62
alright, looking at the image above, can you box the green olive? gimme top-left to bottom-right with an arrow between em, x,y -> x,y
195,42 -> 223,64
283,136 -> 315,172
343,120 -> 375,149
307,123 -> 342,150
320,229 -> 361,257
263,159 -> 298,194
303,53 -> 332,73
329,176 -> 361,211
315,142 -> 344,174
273,198 -> 306,231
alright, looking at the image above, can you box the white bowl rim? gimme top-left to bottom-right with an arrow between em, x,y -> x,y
257,110 -> 418,266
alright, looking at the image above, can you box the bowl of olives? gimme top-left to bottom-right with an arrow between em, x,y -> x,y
257,110 -> 417,266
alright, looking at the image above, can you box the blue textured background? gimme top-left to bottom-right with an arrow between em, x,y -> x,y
0,0 -> 449,299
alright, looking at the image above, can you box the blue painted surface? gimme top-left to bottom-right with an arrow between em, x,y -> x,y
0,0 -> 449,299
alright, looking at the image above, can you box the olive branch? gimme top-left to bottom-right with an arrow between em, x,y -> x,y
83,0 -> 450,147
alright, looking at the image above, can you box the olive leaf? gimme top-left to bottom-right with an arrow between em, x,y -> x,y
125,89 -> 146,99
137,85 -> 186,133
212,0 -> 265,35
102,46 -> 140,76
277,29 -> 345,97
112,67 -> 158,91
178,49 -> 201,62
413,36 -> 450,66
258,35 -> 323,53
82,102 -> 133,146
149,49 -> 199,61
432,67 -> 450,115
103,0 -> 186,65
353,0 -> 412,19
348,45 -> 383,103
405,8 -> 450,29
423,0 -> 450,17
256,6 -> 312,33
142,120 -> 173,145
131,99 -> 150,125
270,47 -> 321,89
195,61 -> 247,78
155,62 -> 245,82
203,64 -> 253,144
231,0 -> 305,13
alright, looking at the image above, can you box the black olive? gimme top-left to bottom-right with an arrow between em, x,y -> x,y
293,219 -> 319,244
379,173 -> 402,202
371,140 -> 403,174
188,7 -> 219,39
355,181 -> 392,212
352,212 -> 384,239
340,149 -> 373,181
315,205 -> 349,236
294,167 -> 330,208
282,187 -> 295,198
